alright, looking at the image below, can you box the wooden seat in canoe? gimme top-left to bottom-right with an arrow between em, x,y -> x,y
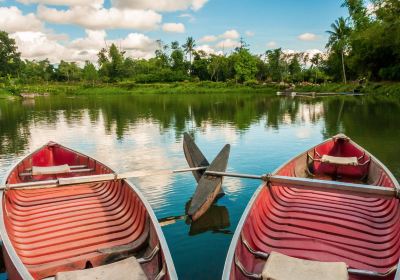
55,256 -> 147,280
261,251 -> 348,280
320,155 -> 358,166
223,134 -> 400,280
32,164 -> 71,175
0,142 -> 177,280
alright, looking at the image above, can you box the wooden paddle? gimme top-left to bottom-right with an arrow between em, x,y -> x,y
0,166 -> 208,191
204,170 -> 397,198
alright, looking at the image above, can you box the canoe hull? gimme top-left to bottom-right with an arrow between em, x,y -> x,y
223,135 -> 400,280
0,142 -> 177,280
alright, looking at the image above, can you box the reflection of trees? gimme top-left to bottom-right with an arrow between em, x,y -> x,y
0,100 -> 30,155
2,95 -> 310,154
322,96 -> 400,178
4,94 -> 399,174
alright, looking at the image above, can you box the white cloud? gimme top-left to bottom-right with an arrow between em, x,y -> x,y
12,29 -> 158,64
37,5 -> 162,30
179,13 -> 195,22
305,48 -> 324,57
0,6 -> 43,33
11,31 -> 71,63
245,31 -> 255,37
162,23 -> 185,33
120,33 -> 156,51
70,29 -> 106,50
195,44 -> 223,55
216,39 -> 240,49
17,0 -> 103,7
199,35 -> 218,43
112,0 -> 208,12
298,32 -> 318,41
220,29 -> 240,39
267,41 -> 277,48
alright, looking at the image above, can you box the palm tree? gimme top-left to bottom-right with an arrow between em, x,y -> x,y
183,37 -> 196,74
326,17 -> 351,83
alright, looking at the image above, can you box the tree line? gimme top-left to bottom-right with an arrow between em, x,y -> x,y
0,0 -> 399,86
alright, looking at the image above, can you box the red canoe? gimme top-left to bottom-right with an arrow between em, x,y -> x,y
223,134 -> 400,280
0,142 -> 177,280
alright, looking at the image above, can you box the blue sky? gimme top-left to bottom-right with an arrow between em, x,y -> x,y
0,0 -> 349,63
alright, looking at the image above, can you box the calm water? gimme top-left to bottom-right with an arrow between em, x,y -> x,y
1,93 -> 400,279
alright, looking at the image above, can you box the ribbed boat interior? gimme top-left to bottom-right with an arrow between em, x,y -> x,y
2,144 -> 165,279
4,180 -> 156,279
232,140 -> 400,280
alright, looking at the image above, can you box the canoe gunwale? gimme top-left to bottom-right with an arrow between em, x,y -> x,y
0,142 -> 177,280
222,135 -> 400,280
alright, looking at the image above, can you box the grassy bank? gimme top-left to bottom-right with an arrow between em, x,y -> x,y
294,82 -> 400,96
0,81 -> 399,97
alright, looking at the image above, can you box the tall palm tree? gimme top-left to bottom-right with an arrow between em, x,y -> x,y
183,37 -> 196,74
326,17 -> 351,83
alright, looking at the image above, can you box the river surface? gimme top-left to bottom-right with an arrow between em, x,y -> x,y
1,93 -> 400,279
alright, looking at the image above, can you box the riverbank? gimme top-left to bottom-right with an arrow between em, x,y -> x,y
0,81 -> 399,97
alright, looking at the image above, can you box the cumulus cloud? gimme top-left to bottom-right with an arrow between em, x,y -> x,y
37,5 -> 162,30
195,44 -> 223,55
267,41 -> 277,48
0,6 -> 43,33
199,35 -> 218,43
298,32 -> 318,41
12,29 -> 158,64
12,31 -> 72,63
69,29 -> 106,50
220,29 -> 240,39
162,23 -> 185,33
112,0 -> 208,12
216,39 -> 240,49
17,0 -> 103,6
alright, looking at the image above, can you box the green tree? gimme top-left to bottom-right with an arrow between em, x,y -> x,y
208,55 -> 228,82
183,37 -> 196,74
326,17 -> 351,83
0,31 -> 22,77
108,43 -> 125,81
231,48 -> 258,83
82,61 -> 98,86
288,54 -> 302,82
192,51 -> 210,80
265,49 -> 284,82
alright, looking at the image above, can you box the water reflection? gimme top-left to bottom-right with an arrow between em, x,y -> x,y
1,93 -> 400,279
187,204 -> 231,236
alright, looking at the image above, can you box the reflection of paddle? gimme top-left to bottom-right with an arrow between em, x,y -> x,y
158,201 -> 231,237
158,215 -> 187,227
186,201 -> 231,236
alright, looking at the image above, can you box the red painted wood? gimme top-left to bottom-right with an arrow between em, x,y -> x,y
2,143 -> 169,280
230,138 -> 400,280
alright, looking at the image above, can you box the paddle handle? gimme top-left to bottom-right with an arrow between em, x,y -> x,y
0,166 -> 208,190
204,171 -> 397,198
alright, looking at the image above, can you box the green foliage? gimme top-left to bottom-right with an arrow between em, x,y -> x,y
231,48 -> 258,83
0,31 -> 22,77
1,1 -> 400,90
326,0 -> 400,81
57,60 -> 81,82
82,61 -> 98,86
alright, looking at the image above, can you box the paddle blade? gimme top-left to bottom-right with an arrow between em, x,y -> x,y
187,144 -> 230,222
183,132 -> 209,182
